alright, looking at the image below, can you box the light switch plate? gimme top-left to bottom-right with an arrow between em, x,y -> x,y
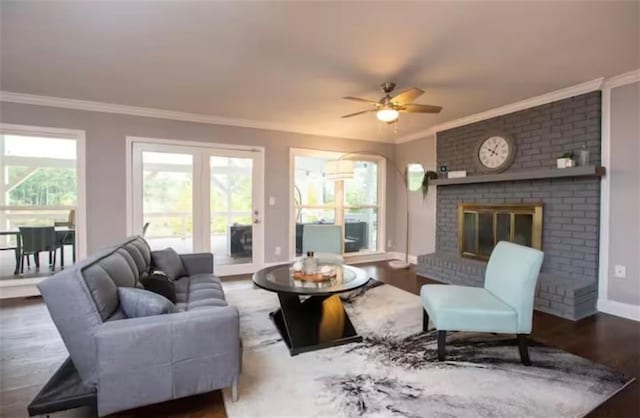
614,265 -> 626,278
269,196 -> 276,206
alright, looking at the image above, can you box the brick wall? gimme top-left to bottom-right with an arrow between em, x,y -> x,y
418,91 -> 602,320
437,178 -> 600,281
438,91 -> 601,173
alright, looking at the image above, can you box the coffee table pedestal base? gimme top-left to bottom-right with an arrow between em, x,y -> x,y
269,293 -> 362,356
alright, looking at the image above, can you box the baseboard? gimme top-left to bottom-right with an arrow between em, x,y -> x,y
597,298 -> 640,321
0,280 -> 42,299
346,252 -> 390,264
386,252 -> 417,265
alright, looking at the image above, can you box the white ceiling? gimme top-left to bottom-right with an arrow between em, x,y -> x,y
1,1 -> 638,142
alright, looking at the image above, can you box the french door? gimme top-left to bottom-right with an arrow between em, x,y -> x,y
131,140 -> 264,276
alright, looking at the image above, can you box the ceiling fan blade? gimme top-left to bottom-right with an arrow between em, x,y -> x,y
400,103 -> 443,114
343,96 -> 380,104
390,87 -> 424,105
341,109 -> 375,118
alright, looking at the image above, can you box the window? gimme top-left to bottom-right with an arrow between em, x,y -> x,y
292,150 -> 384,256
0,130 -> 83,279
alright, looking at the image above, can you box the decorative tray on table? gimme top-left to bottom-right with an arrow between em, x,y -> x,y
291,264 -> 337,282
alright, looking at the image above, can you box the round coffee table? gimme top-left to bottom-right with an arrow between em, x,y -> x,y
252,263 -> 370,356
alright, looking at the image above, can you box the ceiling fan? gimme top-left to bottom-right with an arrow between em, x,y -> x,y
341,82 -> 442,123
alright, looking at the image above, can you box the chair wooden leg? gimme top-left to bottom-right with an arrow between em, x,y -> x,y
517,334 -> 531,366
437,330 -> 447,361
422,309 -> 429,332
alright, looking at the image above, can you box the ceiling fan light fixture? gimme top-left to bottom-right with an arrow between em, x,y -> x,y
376,107 -> 399,123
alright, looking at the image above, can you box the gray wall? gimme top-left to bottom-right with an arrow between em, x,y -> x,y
392,135 -> 437,256
435,92 -> 602,283
607,81 -> 640,306
0,102 -> 396,262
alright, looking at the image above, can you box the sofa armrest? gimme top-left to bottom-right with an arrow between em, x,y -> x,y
180,252 -> 214,275
95,306 -> 240,416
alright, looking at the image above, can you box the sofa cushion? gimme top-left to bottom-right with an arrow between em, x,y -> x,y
118,287 -> 177,318
123,237 -> 152,280
141,273 -> 177,303
100,250 -> 139,288
151,248 -> 187,281
173,274 -> 227,312
82,263 -> 119,321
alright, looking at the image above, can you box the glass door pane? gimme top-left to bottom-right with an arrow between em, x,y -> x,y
141,151 -> 194,253
210,156 -> 253,267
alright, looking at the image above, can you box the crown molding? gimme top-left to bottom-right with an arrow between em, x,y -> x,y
394,77 -> 605,144
0,91 -> 394,144
603,68 -> 640,89
2,73 -> 625,146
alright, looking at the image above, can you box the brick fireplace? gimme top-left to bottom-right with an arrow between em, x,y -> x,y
417,91 -> 603,320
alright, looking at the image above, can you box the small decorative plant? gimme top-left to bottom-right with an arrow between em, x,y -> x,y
557,151 -> 575,169
421,171 -> 439,198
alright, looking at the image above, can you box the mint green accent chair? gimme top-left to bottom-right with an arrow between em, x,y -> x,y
420,241 -> 544,365
302,224 -> 344,265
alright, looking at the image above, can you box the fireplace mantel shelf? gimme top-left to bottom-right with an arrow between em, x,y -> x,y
432,165 -> 606,186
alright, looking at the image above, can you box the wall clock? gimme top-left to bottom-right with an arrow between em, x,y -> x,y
474,133 -> 516,173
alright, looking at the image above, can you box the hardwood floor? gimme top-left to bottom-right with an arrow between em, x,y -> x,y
1,262 -> 638,417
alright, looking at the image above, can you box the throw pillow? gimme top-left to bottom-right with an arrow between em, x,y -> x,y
140,273 -> 177,303
118,287 -> 177,318
151,248 -> 187,281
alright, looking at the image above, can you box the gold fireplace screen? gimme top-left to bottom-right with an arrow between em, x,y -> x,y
457,203 -> 543,260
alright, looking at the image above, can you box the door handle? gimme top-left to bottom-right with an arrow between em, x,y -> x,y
253,210 -> 260,224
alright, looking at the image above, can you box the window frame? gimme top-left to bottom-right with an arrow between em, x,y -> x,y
289,148 -> 386,259
0,123 -> 87,297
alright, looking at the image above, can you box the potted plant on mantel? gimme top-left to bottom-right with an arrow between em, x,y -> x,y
421,171 -> 439,198
557,152 -> 575,169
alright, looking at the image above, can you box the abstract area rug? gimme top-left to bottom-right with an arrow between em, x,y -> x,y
222,281 -> 633,417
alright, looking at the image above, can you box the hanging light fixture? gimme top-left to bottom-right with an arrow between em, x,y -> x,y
376,105 -> 399,123
324,159 -> 355,181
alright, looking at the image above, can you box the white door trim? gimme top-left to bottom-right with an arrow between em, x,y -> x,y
0,123 -> 87,298
597,69 -> 640,321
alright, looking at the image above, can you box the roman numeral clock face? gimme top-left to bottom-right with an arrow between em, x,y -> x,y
477,135 -> 515,172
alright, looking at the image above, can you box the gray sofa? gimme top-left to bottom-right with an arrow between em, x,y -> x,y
34,236 -> 241,417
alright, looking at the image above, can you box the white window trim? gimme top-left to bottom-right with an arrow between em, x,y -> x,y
0,123 -> 87,297
288,147 -> 387,261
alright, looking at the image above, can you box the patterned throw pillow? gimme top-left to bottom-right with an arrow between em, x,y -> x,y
140,272 -> 177,303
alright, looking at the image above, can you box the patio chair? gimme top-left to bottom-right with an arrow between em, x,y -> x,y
54,209 -> 76,228
142,222 -> 150,237
19,226 -> 59,273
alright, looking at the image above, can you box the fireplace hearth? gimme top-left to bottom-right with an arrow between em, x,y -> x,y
457,203 -> 543,260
